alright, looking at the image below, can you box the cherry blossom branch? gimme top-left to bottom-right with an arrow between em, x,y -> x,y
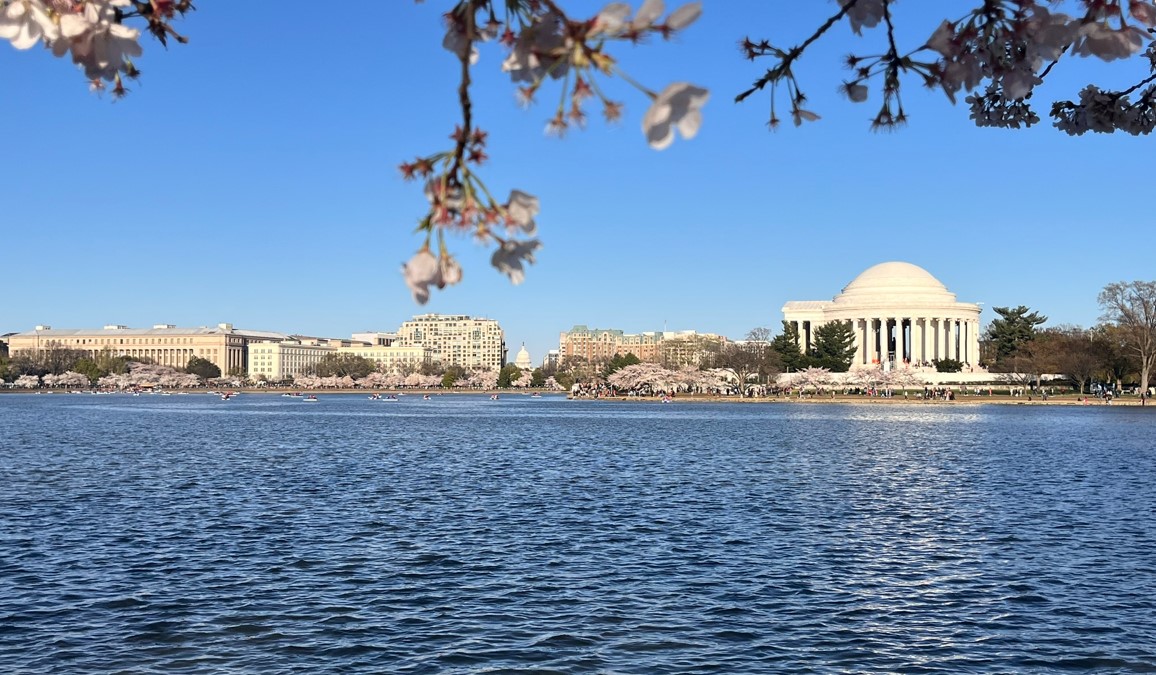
447,1 -> 478,181
735,0 -> 858,104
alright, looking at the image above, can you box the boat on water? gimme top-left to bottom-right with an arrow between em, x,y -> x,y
282,392 -> 304,398
422,394 -> 432,400
530,393 -> 542,398
303,395 -> 319,402
490,394 -> 500,400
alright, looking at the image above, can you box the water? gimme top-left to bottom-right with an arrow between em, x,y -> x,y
1,393 -> 1154,673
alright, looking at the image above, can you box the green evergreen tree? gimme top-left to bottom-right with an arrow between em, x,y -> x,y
986,305 -> 1047,361
770,321 -> 807,372
185,356 -> 222,379
603,352 -> 641,377
809,320 -> 857,372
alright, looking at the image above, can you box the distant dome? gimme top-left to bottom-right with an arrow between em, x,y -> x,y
833,261 -> 957,306
515,343 -> 532,369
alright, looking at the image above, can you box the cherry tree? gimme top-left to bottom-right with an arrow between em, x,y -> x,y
292,374 -> 322,390
7,0 -> 1156,301
360,372 -> 391,389
889,370 -> 927,396
42,371 -> 90,388
607,362 -> 673,393
472,370 -> 500,389
797,366 -> 833,393
851,365 -> 887,391
97,372 -> 129,390
14,374 -> 41,388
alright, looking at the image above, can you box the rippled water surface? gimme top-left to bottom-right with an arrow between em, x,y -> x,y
2,393 -> 1155,673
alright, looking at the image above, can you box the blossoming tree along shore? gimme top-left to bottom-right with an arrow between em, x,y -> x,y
5,1 -> 1155,302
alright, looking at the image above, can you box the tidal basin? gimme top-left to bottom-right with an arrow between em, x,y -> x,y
2,394 -> 1154,673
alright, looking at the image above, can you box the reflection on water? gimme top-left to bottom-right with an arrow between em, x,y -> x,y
1,394 -> 1154,673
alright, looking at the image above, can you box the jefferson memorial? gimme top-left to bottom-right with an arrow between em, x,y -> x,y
782,262 -> 982,370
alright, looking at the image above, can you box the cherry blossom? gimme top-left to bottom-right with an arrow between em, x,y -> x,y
642,82 -> 710,150
593,3 -> 631,36
0,0 -> 58,49
504,190 -> 539,236
402,248 -> 440,304
842,82 -> 868,103
1074,22 -> 1147,61
491,239 -> 541,285
840,0 -> 885,35
54,0 -> 142,81
439,253 -> 463,287
14,374 -> 41,388
666,3 -> 702,32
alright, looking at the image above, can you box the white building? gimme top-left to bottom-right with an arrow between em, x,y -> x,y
514,343 -> 532,371
337,343 -> 432,374
396,314 -> 506,371
782,261 -> 982,370
248,339 -> 336,381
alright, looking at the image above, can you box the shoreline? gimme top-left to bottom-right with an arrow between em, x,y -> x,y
572,395 -> 1146,406
1,388 -> 1147,406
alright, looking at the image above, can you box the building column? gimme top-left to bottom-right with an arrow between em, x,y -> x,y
855,318 -> 866,365
971,319 -> 981,368
934,319 -> 943,362
946,318 -> 956,361
916,317 -> 926,365
899,318 -> 908,364
876,318 -> 884,365
892,318 -> 901,364
871,318 -> 880,364
893,317 -> 902,364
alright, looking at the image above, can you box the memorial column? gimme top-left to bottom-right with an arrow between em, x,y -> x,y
939,318 -> 948,361
855,318 -> 866,366
971,319 -> 981,368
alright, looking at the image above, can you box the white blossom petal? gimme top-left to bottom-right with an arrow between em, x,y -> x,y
491,239 -> 541,285
402,249 -> 441,304
666,2 -> 701,31
505,189 -> 540,235
593,2 -> 631,35
642,82 -> 709,150
632,0 -> 664,29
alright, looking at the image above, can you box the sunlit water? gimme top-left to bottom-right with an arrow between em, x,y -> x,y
2,393 -> 1154,673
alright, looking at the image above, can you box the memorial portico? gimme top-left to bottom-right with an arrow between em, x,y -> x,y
781,262 -> 983,370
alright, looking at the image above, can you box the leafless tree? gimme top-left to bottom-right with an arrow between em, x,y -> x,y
1099,281 -> 1156,395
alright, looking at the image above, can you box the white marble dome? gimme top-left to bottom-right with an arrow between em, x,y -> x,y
833,261 -> 957,306
781,260 -> 982,369
514,343 -> 532,370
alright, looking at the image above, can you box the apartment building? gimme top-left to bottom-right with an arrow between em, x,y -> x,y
396,314 -> 506,370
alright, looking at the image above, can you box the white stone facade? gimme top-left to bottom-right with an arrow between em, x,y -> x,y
396,314 -> 506,371
782,262 -> 982,370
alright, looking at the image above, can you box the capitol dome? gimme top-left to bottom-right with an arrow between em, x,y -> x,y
514,343 -> 532,370
833,261 -> 957,306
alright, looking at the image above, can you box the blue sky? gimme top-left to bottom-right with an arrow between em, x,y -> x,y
2,2 -> 1152,363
